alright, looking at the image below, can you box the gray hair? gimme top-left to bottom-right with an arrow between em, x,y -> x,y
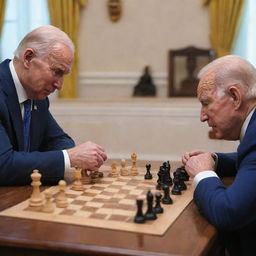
198,55 -> 256,99
14,25 -> 74,59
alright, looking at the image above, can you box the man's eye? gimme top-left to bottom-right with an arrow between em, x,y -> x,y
52,69 -> 64,77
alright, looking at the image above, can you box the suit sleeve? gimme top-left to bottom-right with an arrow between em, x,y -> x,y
194,151 -> 256,231
216,152 -> 237,177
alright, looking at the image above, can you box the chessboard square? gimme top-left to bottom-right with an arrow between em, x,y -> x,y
108,214 -> 130,222
122,185 -> 138,190
119,199 -> 134,205
129,189 -> 144,195
90,213 -> 108,219
108,185 -> 123,189
112,193 -> 126,199
119,189 -> 130,194
100,191 -> 115,196
74,211 -> 91,218
94,194 -> 111,200
96,208 -> 113,215
59,209 -> 76,216
111,181 -> 127,186
90,185 -> 106,190
111,209 -> 133,216
104,203 -> 134,211
81,192 -> 98,197
68,204 -> 82,210
86,189 -> 101,194
75,195 -> 92,201
71,199 -> 87,205
80,205 -> 98,212
104,188 -> 119,193
85,201 -> 104,208
124,194 -> 140,200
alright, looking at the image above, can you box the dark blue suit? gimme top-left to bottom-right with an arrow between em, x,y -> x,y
0,59 -> 75,185
194,110 -> 256,255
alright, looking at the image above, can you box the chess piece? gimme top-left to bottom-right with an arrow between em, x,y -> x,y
172,177 -> 182,195
72,168 -> 84,191
145,190 -> 157,220
56,180 -> 68,208
130,152 -> 138,176
42,189 -> 55,213
144,163 -> 152,179
153,192 -> 164,214
109,162 -> 119,177
29,169 -> 43,207
81,169 -> 92,184
134,199 -> 145,223
162,184 -> 173,204
120,159 -> 129,176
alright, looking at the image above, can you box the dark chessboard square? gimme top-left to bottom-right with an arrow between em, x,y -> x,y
91,198 -> 108,203
119,189 -> 130,194
108,185 -> 123,189
66,194 -> 78,199
90,185 -> 105,190
100,191 -> 115,196
71,200 -> 87,205
80,206 -> 98,212
81,192 -> 98,197
59,209 -> 76,216
108,214 -> 129,222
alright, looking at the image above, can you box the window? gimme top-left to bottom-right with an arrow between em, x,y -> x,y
0,0 -> 49,61
232,0 -> 256,66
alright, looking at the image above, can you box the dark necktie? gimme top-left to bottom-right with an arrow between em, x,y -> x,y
23,99 -> 31,152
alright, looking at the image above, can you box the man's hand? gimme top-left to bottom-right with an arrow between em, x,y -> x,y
182,150 -> 205,165
184,152 -> 215,178
67,141 -> 107,170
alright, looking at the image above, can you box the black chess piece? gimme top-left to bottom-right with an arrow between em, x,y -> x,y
145,190 -> 157,220
144,163 -> 153,179
162,184 -> 173,204
153,192 -> 164,214
134,199 -> 145,223
171,177 -> 182,195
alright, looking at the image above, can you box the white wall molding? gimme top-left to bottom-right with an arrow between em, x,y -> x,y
78,72 -> 168,99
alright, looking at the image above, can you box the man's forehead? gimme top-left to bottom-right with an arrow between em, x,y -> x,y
197,71 -> 216,99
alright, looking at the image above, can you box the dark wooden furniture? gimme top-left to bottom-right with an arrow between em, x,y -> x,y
168,46 -> 216,97
0,161 -> 224,256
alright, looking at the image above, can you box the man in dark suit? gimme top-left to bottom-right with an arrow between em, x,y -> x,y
0,25 -> 107,186
182,55 -> 256,256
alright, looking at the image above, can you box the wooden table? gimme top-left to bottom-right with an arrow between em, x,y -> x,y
0,161 -> 224,256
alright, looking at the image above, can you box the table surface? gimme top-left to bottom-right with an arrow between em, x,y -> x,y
0,161 -> 223,256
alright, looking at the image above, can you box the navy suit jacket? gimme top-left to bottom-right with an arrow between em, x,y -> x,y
0,59 -> 75,185
194,110 -> 256,255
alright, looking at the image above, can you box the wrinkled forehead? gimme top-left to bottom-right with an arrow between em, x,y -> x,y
197,71 -> 217,99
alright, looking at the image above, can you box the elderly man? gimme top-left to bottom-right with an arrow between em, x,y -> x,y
0,25 -> 107,186
182,55 -> 256,256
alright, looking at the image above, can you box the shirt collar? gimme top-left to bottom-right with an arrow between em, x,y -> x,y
9,60 -> 28,104
240,107 -> 256,141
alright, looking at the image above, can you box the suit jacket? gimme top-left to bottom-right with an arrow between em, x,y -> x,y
0,59 -> 75,185
194,110 -> 256,256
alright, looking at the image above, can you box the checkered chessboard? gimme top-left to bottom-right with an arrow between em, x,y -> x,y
0,165 -> 194,235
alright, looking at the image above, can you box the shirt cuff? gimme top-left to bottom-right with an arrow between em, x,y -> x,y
62,150 -> 75,181
193,170 -> 219,189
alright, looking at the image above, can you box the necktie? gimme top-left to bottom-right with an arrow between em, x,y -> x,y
23,99 -> 31,152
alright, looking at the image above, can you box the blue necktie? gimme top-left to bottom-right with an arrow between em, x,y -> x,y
23,99 -> 31,152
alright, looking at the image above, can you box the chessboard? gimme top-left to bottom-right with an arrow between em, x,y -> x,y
0,163 -> 194,236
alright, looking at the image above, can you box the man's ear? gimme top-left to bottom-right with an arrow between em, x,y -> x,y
229,86 -> 242,110
23,48 -> 35,68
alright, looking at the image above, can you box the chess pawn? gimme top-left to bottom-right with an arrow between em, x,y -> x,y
120,159 -> 129,176
29,169 -> 43,207
108,162 -> 119,177
72,169 -> 84,191
130,152 -> 138,176
56,180 -> 68,208
42,189 -> 55,213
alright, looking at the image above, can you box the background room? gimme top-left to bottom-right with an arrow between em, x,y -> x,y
0,0 -> 245,161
